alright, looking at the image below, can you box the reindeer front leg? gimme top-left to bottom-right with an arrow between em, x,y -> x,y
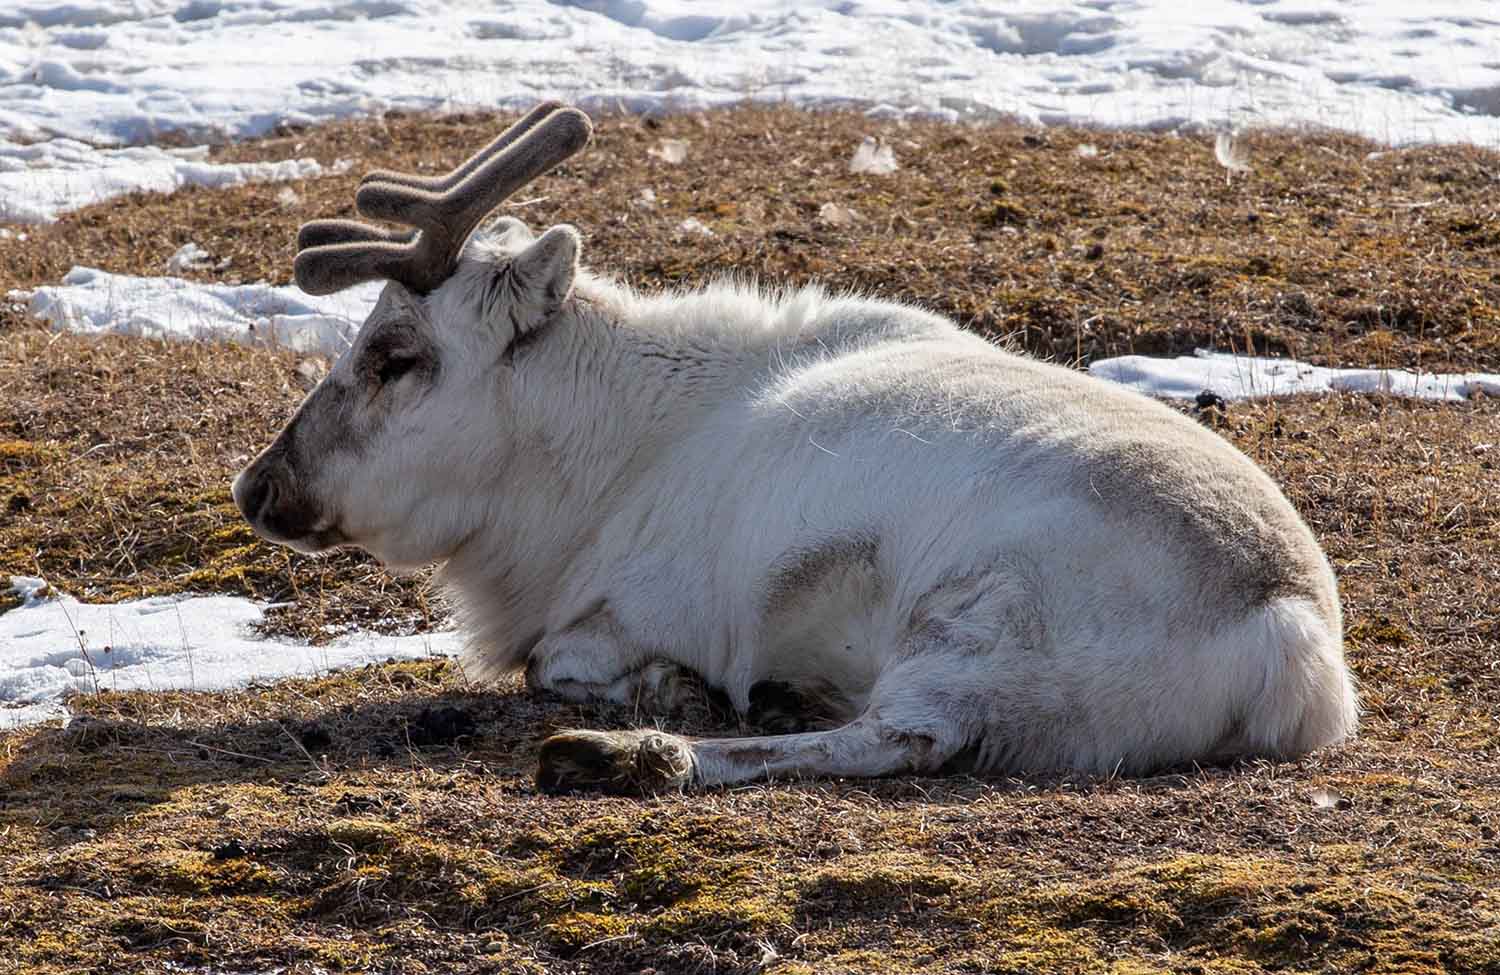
537,717 -> 957,794
525,604 -> 704,718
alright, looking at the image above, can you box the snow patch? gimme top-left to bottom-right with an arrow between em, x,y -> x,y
20,266 -> 383,356
0,0 -> 1494,154
0,576 -> 463,727
848,136 -> 898,175
18,270 -> 1500,407
0,139 -> 321,223
1090,351 -> 1500,403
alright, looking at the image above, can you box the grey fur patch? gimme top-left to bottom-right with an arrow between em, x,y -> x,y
561,596 -> 611,633
905,559 -> 1046,657
762,531 -> 883,618
1084,436 -> 1336,624
276,311 -> 438,471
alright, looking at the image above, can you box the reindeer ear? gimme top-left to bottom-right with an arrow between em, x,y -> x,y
491,215 -> 536,250
509,224 -> 579,327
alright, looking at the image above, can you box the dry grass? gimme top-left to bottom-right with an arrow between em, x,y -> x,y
1,106 -> 1498,974
3,105 -> 1498,369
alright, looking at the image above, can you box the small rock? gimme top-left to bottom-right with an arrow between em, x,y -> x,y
212,838 -> 248,861
1309,786 -> 1352,810
1195,390 -> 1228,413
817,202 -> 860,228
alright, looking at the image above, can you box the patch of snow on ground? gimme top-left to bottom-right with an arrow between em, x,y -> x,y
0,701 -> 70,729
1091,351 -> 1500,402
0,0 -> 1495,151
18,268 -> 1500,404
20,266 -> 383,355
0,576 -> 464,727
20,264 -> 1500,402
0,139 -> 321,223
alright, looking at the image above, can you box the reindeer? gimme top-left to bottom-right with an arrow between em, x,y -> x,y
234,103 -> 1358,794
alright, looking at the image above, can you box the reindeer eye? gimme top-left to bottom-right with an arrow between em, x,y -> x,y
378,354 -> 419,386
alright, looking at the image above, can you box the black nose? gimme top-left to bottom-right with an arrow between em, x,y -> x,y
235,472 -> 276,524
234,459 -> 321,543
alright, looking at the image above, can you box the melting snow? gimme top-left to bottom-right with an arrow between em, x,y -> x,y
0,1 -> 1496,150
16,265 -> 1500,406
0,139 -> 320,223
21,266 -> 383,356
2,1 -> 1497,222
1091,351 -> 1500,403
0,576 -> 464,727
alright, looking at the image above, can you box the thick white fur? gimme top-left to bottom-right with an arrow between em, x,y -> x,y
270,218 -> 1358,783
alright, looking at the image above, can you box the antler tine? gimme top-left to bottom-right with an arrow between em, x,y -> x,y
293,104 -> 592,296
357,101 -> 562,193
296,219 -> 416,251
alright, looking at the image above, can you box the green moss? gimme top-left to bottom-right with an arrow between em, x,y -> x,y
0,439 -> 60,466
642,890 -> 793,940
138,852 -> 281,895
542,911 -> 631,952
206,521 -> 258,545
801,853 -> 970,910
1348,616 -> 1413,647
990,853 -> 1500,975
968,912 -> 1104,973
325,818 -> 403,852
308,938 -> 388,971
565,815 -> 739,907
988,200 -> 1029,226
110,912 -> 210,948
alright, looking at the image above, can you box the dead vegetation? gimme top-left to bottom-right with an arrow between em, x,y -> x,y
1,106 -> 1498,974
3,105 -> 1499,370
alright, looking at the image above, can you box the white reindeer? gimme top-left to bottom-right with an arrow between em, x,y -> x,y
234,103 -> 1357,793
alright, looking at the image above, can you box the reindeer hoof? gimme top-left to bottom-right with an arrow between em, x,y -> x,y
536,729 -> 695,795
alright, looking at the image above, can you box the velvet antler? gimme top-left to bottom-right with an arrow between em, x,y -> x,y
293,102 -> 593,296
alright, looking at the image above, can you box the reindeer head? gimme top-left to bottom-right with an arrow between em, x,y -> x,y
232,103 -> 592,568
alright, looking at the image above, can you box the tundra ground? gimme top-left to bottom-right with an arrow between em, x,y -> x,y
1,107 -> 1498,974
